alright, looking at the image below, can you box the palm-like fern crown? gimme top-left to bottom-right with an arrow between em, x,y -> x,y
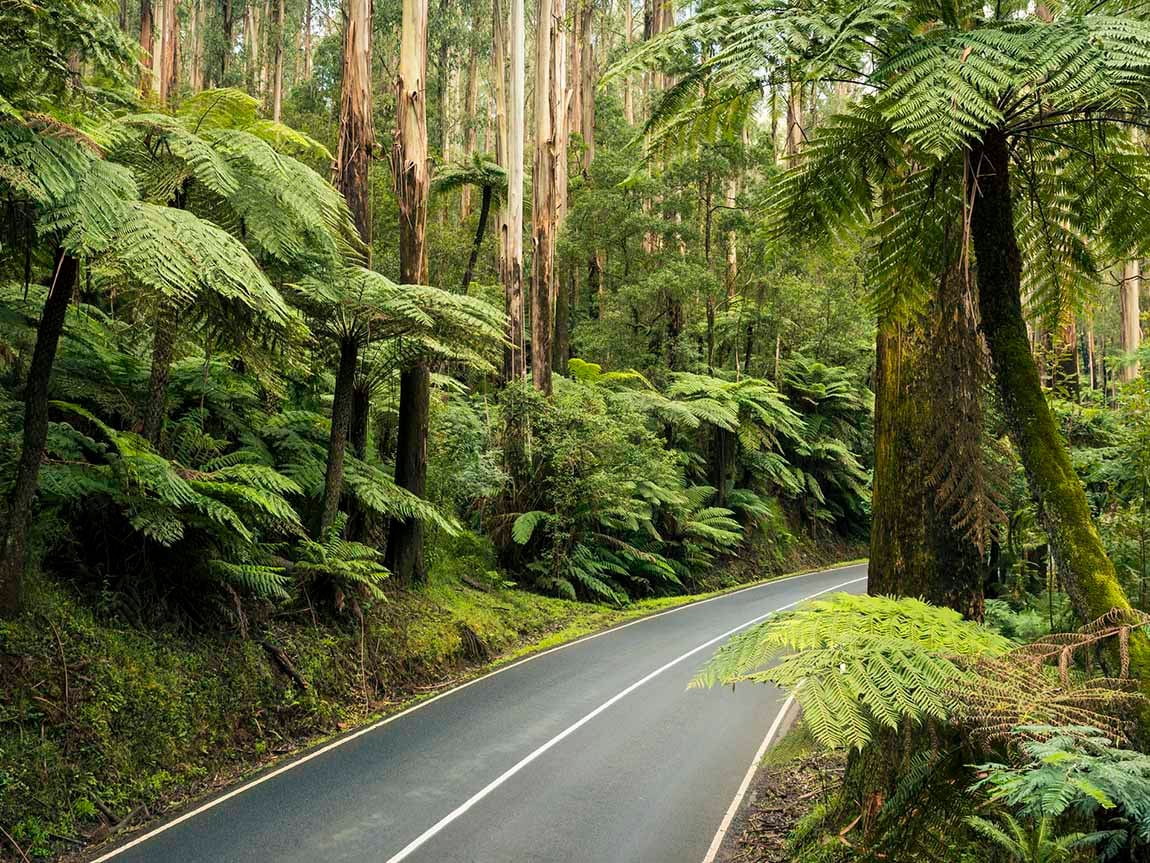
432,152 -> 508,202
290,266 -> 507,370
622,0 -> 1150,325
97,89 -> 363,275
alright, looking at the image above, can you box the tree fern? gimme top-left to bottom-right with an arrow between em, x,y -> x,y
692,593 -> 1015,750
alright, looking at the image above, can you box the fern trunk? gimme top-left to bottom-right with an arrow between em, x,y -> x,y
346,382 -> 370,541
970,127 -> 1148,670
386,363 -> 429,583
0,251 -> 78,617
142,303 -> 179,446
318,337 -> 358,538
461,184 -> 491,294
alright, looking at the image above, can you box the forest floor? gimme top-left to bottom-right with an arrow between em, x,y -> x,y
715,722 -> 846,863
0,534 -> 862,862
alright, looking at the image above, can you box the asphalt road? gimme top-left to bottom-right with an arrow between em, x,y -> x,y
93,563 -> 867,863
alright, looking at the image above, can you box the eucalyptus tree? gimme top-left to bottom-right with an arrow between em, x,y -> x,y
625,0 -> 1150,642
390,0 -> 432,582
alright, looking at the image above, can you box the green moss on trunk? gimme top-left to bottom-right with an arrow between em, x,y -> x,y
970,128 -> 1150,677
870,308 -> 983,618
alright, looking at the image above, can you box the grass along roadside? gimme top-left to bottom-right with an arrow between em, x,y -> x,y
2,546 -> 864,862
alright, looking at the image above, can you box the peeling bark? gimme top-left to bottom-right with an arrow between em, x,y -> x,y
386,0 -> 431,583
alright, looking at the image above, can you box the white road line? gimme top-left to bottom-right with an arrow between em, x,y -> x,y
383,575 -> 867,863
701,693 -> 798,863
90,563 -> 865,863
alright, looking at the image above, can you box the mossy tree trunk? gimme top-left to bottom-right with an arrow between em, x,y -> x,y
970,129 -> 1146,667
0,251 -> 78,617
869,303 -> 984,619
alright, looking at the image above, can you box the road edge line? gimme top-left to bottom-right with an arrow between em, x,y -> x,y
88,564 -> 865,862
382,576 -> 865,863
701,692 -> 800,863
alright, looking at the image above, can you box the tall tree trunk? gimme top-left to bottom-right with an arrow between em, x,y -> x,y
1121,259 -> 1141,382
568,4 -> 582,167
158,0 -> 179,102
622,0 -> 634,124
271,0 -> 285,120
0,251 -> 78,618
334,0 -> 374,245
970,127 -> 1145,661
219,0 -> 234,84
346,381 -> 371,540
140,0 -> 155,95
579,3 -> 595,171
1052,314 -> 1079,399
319,337 -> 358,536
302,0 -> 313,79
461,184 -> 492,294
387,0 -> 431,583
553,269 -> 571,374
460,36 -> 480,219
495,0 -> 526,383
531,0 -> 561,394
320,0 -> 373,537
435,0 -> 452,159
142,304 -> 180,446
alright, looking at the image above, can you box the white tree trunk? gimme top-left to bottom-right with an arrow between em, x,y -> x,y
1121,259 -> 1142,382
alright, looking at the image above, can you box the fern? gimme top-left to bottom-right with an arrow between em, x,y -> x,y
692,593 -> 1014,749
971,725 -> 1150,858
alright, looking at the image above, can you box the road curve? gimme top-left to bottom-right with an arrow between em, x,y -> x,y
91,563 -> 867,863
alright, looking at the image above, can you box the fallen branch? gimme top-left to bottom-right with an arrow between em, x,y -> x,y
0,825 -> 31,863
262,642 -> 310,690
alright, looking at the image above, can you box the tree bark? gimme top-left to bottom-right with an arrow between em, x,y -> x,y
622,0 -> 634,125
971,127 -> 1145,655
1120,259 -> 1141,382
140,0 -> 155,95
1051,314 -> 1079,399
461,184 -> 492,294
0,252 -> 78,618
869,310 -> 984,619
346,382 -> 371,541
553,269 -> 571,375
319,337 -> 358,537
271,0 -> 285,120
302,0 -> 313,79
158,0 -> 179,102
531,0 -> 561,395
317,0 -> 373,540
387,0 -> 431,583
785,77 -> 803,159
334,0 -> 374,246
499,0 -> 526,384
460,33 -> 480,219
142,304 -> 180,446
